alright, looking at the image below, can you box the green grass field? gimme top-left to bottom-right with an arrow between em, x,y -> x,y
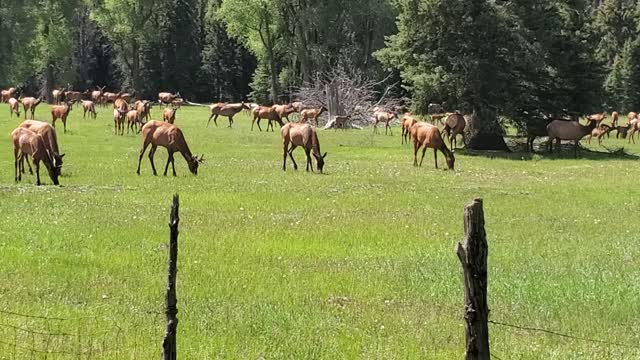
0,104 -> 639,359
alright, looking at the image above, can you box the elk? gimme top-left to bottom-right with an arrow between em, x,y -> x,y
113,98 -> 128,135
21,96 -> 43,119
11,127 -> 59,185
103,91 -> 123,105
400,113 -> 417,144
1,87 -> 17,103
272,104 -> 296,123
158,92 -> 180,107
51,101 -> 74,133
587,124 -> 612,145
64,90 -> 84,103
163,107 -> 178,124
136,121 -> 203,176
171,98 -> 184,108
82,100 -> 97,119
91,86 -> 106,106
547,119 -> 598,156
8,97 -> 20,118
586,112 -> 607,126
333,115 -> 351,130
207,102 -> 248,127
252,106 -> 284,131
525,120 -> 550,152
52,88 -> 65,104
611,111 -> 619,128
134,100 -> 152,122
281,122 -> 327,173
443,112 -> 466,150
290,101 -> 305,113
300,106 -> 327,125
616,125 -> 630,139
627,118 -> 640,143
19,120 -> 65,173
126,110 -> 142,133
120,93 -> 133,103
411,122 -> 455,170
372,110 -> 397,135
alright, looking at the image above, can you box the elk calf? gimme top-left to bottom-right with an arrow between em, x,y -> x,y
127,110 -> 141,134
51,101 -> 73,133
8,98 -> 20,118
21,96 -> 43,119
163,107 -> 178,124
11,127 -> 59,185
373,110 -> 397,135
82,100 -> 97,119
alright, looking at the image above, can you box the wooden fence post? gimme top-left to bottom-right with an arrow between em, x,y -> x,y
456,198 -> 490,360
162,194 -> 180,360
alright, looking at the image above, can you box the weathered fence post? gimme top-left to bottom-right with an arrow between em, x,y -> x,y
162,194 -> 180,360
456,198 -> 490,360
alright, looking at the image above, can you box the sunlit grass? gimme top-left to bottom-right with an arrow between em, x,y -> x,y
0,104 -> 638,358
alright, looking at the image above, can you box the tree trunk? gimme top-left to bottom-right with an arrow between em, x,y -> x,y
464,107 -> 510,151
131,38 -> 141,93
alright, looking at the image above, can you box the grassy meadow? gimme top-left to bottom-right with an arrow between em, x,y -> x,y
0,104 -> 639,359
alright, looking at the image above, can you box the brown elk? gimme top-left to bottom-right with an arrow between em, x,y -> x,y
281,122 -> 327,173
8,97 -> 20,118
163,107 -> 178,124
136,121 -> 203,176
51,101 -> 74,133
252,106 -> 284,131
611,111 -> 619,128
443,113 -> 466,150
400,113 -> 417,144
103,91 -> 122,105
171,98 -> 184,108
525,120 -> 549,152
372,110 -> 397,135
547,119 -> 598,156
587,124 -> 612,145
82,100 -> 97,119
208,102 -> 248,127
11,127 -> 60,185
158,92 -> 180,107
1,87 -> 17,103
126,110 -> 142,134
21,96 -> 43,119
272,104 -> 296,123
19,120 -> 65,173
91,86 -> 106,106
411,122 -> 455,170
113,98 -> 128,135
64,90 -> 84,103
52,88 -> 65,104
290,101 -> 305,113
120,93 -> 133,103
134,100 -> 152,122
300,106 -> 327,126
333,115 -> 351,130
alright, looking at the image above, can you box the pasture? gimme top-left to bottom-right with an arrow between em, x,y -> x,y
0,105 -> 639,359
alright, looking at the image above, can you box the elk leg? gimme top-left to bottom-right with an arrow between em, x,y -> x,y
171,153 -> 177,176
213,114 -> 219,127
256,118 -> 263,132
304,148 -> 313,172
419,146 -> 427,167
207,113 -> 215,127
34,159 -> 41,186
136,141 -> 151,175
555,138 -> 561,153
149,145 -> 158,176
228,115 -> 233,128
574,140 -> 578,158
163,150 -> 172,176
288,145 -> 298,170
413,142 -> 420,166
14,149 -> 20,182
587,135 -> 591,144
434,149 -> 439,169
282,142 -> 288,171
24,156 -> 33,175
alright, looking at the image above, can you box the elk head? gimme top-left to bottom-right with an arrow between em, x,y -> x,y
314,152 -> 327,174
188,154 -> 204,175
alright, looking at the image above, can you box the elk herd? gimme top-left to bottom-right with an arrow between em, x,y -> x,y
3,84 -> 640,186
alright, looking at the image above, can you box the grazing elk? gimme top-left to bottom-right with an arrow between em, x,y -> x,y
300,106 -> 327,126
443,112 -> 466,150
136,121 -> 203,176
411,122 -> 455,170
91,86 -> 106,106
158,92 -> 180,107
373,110 -> 397,135
587,124 -> 612,145
21,96 -> 43,119
252,106 -> 284,131
82,100 -> 97,119
547,119 -> 598,157
207,102 -> 248,127
19,120 -> 65,173
1,87 -> 17,103
8,97 -> 20,118
163,107 -> 178,124
281,122 -> 327,173
51,101 -> 74,133
52,88 -> 65,104
400,113 -> 417,144
11,127 -> 59,185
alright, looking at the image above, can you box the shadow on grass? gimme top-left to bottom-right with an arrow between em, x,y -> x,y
457,138 -> 640,161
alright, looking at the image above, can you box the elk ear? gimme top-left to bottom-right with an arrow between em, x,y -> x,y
322,152 -> 327,159
60,153 -> 65,158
